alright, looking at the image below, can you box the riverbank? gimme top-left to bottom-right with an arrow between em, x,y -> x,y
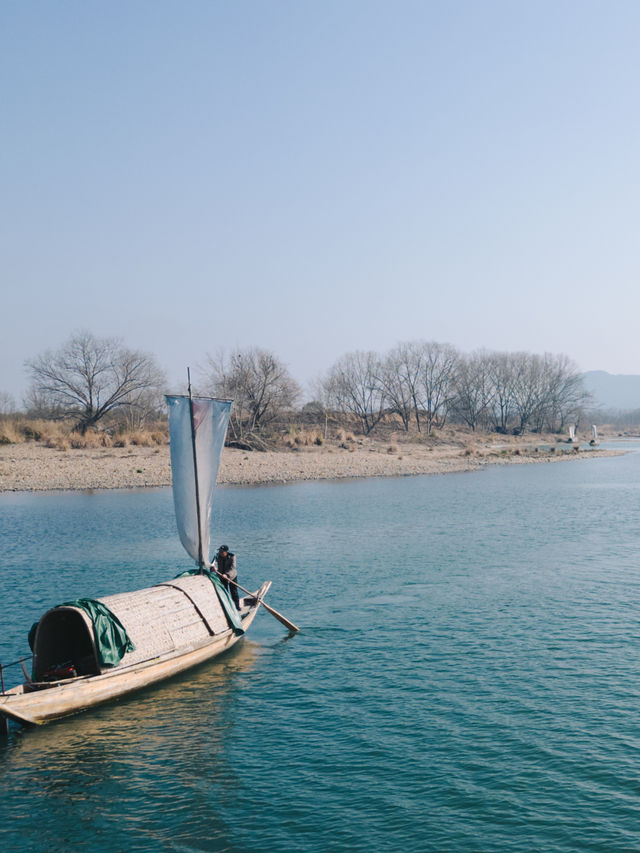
0,435 -> 624,492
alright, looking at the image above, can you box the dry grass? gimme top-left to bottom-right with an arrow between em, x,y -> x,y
0,419 -> 68,446
282,427 -> 324,448
69,430 -> 113,449
0,422 -> 23,445
119,430 -> 166,447
0,417 -> 168,451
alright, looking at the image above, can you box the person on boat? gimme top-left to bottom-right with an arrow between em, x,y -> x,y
214,545 -> 240,608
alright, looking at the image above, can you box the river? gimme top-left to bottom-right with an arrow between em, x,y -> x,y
1,445 -> 640,851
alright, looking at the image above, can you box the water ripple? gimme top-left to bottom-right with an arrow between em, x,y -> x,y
3,454 -> 640,850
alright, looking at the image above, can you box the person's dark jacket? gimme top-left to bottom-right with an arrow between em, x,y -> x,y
215,551 -> 237,580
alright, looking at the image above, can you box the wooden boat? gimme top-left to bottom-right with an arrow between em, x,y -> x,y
0,575 -> 272,727
0,384 -> 297,730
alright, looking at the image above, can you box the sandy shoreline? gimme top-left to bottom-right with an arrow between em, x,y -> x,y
0,437 -> 623,493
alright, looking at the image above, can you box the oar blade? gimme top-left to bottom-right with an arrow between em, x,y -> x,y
212,568 -> 300,633
260,600 -> 300,633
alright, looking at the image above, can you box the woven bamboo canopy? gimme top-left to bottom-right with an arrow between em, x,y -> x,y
32,574 -> 231,680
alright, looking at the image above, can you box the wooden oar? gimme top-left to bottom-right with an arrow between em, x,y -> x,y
212,570 -> 300,633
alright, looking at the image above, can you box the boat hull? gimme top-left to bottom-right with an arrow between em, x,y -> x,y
0,586 -> 267,727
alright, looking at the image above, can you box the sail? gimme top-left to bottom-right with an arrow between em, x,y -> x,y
165,395 -> 231,566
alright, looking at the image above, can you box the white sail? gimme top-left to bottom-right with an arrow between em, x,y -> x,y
166,395 -> 231,566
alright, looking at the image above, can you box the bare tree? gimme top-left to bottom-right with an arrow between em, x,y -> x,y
0,392 -> 17,416
25,331 -> 166,433
323,351 -> 386,434
306,376 -> 337,439
486,351 -> 517,433
379,345 -> 416,431
23,386 -> 65,420
452,349 -> 589,436
511,352 -> 545,434
536,353 -> 589,433
417,341 -> 459,434
452,352 -> 493,431
114,386 -> 166,430
206,347 -> 300,443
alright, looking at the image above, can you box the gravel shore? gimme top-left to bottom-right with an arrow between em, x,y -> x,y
0,438 -> 622,492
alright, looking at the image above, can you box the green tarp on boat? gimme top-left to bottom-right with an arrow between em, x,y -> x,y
60,598 -> 136,667
174,569 -> 244,636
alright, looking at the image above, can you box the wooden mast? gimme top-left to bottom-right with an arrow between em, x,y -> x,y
187,368 -> 205,571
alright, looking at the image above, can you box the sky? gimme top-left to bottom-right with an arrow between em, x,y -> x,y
2,0 -> 640,402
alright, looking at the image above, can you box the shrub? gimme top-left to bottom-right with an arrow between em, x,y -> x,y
22,424 -> 42,441
0,423 -> 22,444
128,432 -> 152,447
283,428 -> 323,448
82,430 -> 110,448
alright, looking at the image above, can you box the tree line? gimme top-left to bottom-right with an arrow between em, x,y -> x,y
320,343 -> 588,436
3,331 -> 590,441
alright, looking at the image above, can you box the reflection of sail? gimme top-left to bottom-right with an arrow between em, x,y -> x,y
165,396 -> 231,565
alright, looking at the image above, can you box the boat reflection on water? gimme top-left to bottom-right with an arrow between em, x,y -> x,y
0,639 -> 261,769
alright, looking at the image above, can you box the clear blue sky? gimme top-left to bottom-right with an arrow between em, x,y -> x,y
2,0 -> 640,401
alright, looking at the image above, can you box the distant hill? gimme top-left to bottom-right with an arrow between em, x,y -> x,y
582,371 -> 640,411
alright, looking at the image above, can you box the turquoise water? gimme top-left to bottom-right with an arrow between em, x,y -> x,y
2,449 -> 640,851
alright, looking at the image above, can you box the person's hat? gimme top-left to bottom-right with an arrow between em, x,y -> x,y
219,545 -> 229,551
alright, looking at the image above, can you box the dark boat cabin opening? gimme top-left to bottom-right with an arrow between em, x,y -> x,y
33,608 -> 100,680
